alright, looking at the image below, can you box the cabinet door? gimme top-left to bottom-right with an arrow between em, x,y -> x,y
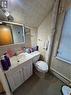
12,69 -> 23,89
22,60 -> 33,81
5,68 -> 24,92
5,71 -> 15,92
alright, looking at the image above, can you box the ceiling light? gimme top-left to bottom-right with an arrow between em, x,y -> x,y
1,0 -> 8,8
4,11 -> 9,17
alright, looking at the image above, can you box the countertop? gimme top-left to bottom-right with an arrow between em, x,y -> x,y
4,51 -> 40,73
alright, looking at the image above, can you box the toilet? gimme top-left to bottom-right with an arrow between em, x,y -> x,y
34,61 -> 48,78
62,85 -> 71,95
34,39 -> 50,78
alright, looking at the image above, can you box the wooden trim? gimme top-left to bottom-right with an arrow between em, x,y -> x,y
48,0 -> 60,69
0,82 -> 5,93
56,11 -> 66,56
1,21 -> 24,26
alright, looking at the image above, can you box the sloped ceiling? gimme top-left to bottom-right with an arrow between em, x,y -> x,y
7,0 -> 55,27
0,9 -> 8,21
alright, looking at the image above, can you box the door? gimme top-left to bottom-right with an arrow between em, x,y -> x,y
5,70 -> 15,92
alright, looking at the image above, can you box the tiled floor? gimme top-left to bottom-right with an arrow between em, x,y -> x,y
13,73 -> 64,95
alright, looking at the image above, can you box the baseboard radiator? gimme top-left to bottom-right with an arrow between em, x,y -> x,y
50,67 -> 71,85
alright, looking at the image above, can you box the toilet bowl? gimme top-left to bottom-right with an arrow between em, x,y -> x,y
34,61 -> 48,72
34,61 -> 48,78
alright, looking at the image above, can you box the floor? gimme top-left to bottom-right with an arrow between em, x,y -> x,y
13,73 -> 64,95
0,92 -> 6,95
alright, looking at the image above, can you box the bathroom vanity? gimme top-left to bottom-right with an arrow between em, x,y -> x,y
4,51 -> 40,92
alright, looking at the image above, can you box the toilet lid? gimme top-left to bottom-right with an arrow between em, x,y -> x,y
35,61 -> 48,71
62,86 -> 71,95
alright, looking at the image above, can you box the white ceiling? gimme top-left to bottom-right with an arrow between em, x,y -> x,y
7,0 -> 55,27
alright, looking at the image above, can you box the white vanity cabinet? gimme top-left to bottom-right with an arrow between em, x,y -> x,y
5,51 -> 40,92
5,59 -> 33,92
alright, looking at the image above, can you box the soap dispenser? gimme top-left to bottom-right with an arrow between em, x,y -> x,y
4,55 -> 11,67
1,55 -> 9,71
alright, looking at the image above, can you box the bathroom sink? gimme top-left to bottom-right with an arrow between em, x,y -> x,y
9,53 -> 31,69
17,53 -> 32,64
17,51 -> 40,64
10,56 -> 19,68
9,51 -> 40,69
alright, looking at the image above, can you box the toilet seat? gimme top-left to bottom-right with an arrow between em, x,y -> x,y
62,86 -> 71,95
34,61 -> 48,72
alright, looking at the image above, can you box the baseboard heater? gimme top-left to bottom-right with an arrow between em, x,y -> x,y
50,67 -> 71,85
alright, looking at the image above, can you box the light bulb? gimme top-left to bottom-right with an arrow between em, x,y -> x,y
5,11 -> 9,17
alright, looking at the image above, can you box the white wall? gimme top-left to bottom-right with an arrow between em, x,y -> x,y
31,28 -> 37,47
37,12 -> 52,60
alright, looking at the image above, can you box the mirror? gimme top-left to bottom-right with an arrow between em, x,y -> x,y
0,21 -> 25,46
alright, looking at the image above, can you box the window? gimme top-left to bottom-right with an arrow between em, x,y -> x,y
56,8 -> 71,64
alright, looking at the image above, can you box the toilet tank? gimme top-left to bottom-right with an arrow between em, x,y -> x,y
30,51 -> 40,63
32,55 -> 40,63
